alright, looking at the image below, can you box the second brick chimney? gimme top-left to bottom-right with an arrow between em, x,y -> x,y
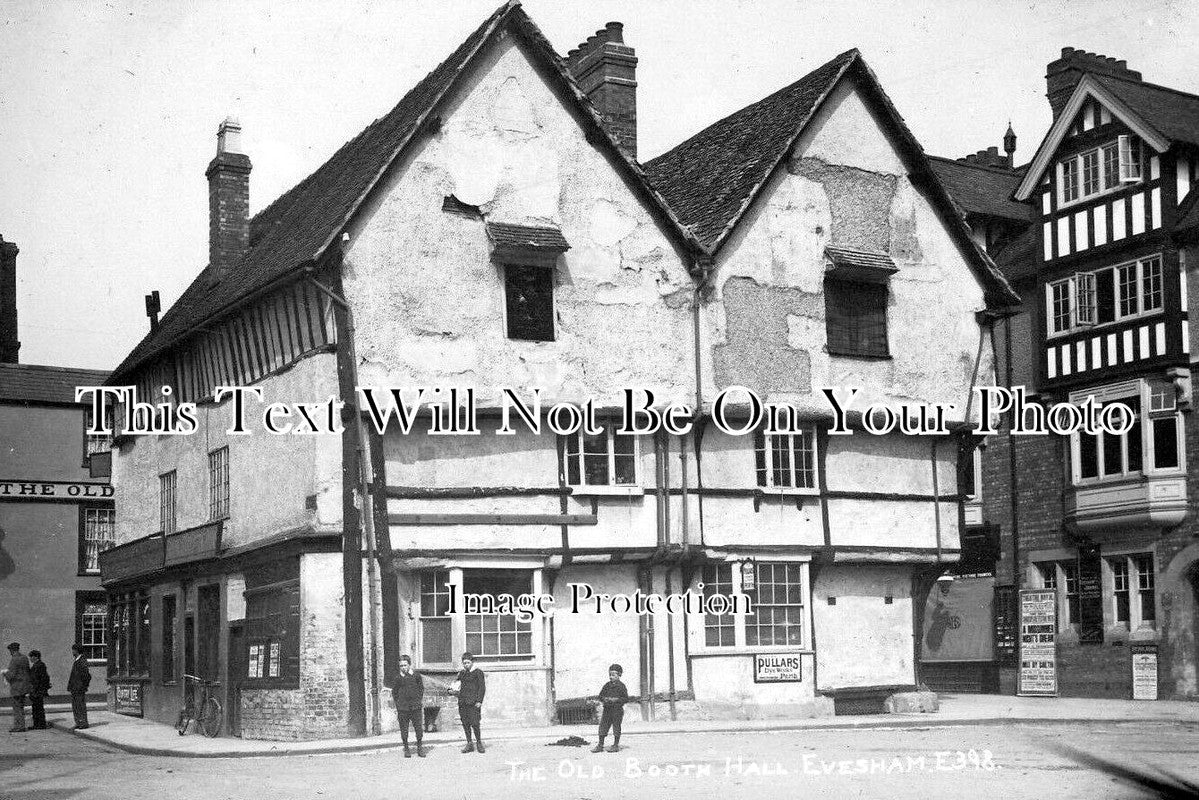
1046,47 -> 1142,120
0,234 -> 19,364
206,117 -> 252,280
565,22 -> 638,160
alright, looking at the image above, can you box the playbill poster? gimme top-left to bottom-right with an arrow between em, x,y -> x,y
1018,590 -> 1058,697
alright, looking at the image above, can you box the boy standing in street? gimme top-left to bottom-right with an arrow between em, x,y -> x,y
591,663 -> 629,753
454,652 -> 485,754
391,655 -> 426,758
67,643 -> 91,730
3,642 -> 32,733
28,650 -> 51,730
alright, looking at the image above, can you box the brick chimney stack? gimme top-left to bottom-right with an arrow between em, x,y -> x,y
206,117 -> 252,280
1046,47 -> 1141,120
0,235 -> 19,364
565,22 -> 638,159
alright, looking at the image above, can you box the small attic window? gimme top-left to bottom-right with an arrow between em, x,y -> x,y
486,222 -> 570,344
823,247 -> 895,359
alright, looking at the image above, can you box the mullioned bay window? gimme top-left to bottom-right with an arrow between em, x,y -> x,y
1070,379 -> 1183,484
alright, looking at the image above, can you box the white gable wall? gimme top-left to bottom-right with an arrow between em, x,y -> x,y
342,37 -> 695,408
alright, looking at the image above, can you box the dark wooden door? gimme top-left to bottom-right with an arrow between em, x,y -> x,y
183,615 -> 196,707
197,584 -> 221,682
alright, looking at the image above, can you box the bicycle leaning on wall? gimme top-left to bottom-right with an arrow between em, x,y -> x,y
176,673 -> 223,738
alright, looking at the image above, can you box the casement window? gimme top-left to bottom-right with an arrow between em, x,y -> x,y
161,594 -> 178,683
1058,135 -> 1142,207
825,279 -> 889,358
700,561 -> 808,650
1036,562 -> 1080,629
159,471 -> 177,534
76,591 -> 108,666
83,404 -> 112,465
1072,380 -> 1183,484
504,265 -> 555,342
209,447 -> 230,520
753,429 -> 817,491
565,427 -> 638,488
418,568 -> 538,666
1046,255 -> 1164,336
1107,554 -> 1156,629
78,505 -> 115,574
108,589 -> 150,677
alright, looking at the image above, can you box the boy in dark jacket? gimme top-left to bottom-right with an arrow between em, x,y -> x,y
67,643 -> 91,730
391,655 -> 425,758
28,650 -> 51,730
591,663 -> 629,753
453,652 -> 485,754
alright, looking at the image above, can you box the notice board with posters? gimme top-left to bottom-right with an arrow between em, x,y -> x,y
1017,588 -> 1058,696
1131,644 -> 1159,700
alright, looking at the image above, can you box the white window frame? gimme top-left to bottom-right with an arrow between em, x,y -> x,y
694,559 -> 812,654
758,429 -> 818,494
1057,135 -> 1142,209
1069,379 -> 1185,486
1046,255 -> 1165,339
1034,561 -> 1080,633
415,565 -> 543,669
565,426 -> 640,494
1104,552 -> 1157,632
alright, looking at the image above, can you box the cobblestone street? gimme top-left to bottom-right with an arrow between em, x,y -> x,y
5,720 -> 1198,800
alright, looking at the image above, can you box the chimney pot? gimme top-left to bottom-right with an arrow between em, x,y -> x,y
217,116 -> 243,155
605,21 -> 623,43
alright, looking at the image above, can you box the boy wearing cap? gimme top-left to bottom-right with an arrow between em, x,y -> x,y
453,652 -> 485,753
391,654 -> 426,758
591,663 -> 629,753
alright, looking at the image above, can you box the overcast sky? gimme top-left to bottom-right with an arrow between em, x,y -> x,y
3,0 -> 1196,369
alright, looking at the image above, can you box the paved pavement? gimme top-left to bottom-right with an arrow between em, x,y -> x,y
5,717 -> 1198,800
51,694 -> 1199,758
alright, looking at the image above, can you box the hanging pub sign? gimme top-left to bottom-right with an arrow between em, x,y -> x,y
113,681 -> 144,717
1077,544 -> 1104,645
753,653 -> 802,683
1131,644 -> 1159,700
1017,588 -> 1058,696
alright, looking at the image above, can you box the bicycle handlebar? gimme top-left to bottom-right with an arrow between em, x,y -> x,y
181,674 -> 220,685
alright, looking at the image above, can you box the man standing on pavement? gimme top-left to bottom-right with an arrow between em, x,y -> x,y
2,642 -> 32,733
67,643 -> 91,730
28,649 -> 51,730
391,654 -> 426,758
453,652 -> 485,754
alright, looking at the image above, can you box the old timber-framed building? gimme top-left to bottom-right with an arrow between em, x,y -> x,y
101,2 -> 1015,739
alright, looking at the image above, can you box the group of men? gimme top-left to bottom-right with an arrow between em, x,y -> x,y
2,642 -> 92,733
389,652 -> 629,757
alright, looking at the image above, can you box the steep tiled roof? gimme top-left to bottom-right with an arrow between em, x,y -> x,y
1094,74 -> 1199,148
928,157 -> 1030,223
645,51 -> 1018,308
111,2 -> 702,383
644,51 -> 857,249
0,363 -> 110,405
992,227 -> 1036,283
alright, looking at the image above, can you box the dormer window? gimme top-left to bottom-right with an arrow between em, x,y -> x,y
1059,135 -> 1142,206
486,222 -> 569,344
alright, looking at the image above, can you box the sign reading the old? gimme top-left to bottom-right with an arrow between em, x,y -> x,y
1017,588 -> 1058,696
113,682 -> 144,717
0,480 -> 113,502
1077,544 -> 1104,644
1131,644 -> 1159,700
752,653 -> 802,683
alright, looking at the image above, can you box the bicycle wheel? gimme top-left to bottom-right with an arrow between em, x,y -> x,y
198,696 -> 223,738
176,707 -> 193,736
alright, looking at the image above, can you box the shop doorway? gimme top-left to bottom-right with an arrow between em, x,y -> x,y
227,623 -> 245,737
197,584 -> 222,682
184,615 -> 196,707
